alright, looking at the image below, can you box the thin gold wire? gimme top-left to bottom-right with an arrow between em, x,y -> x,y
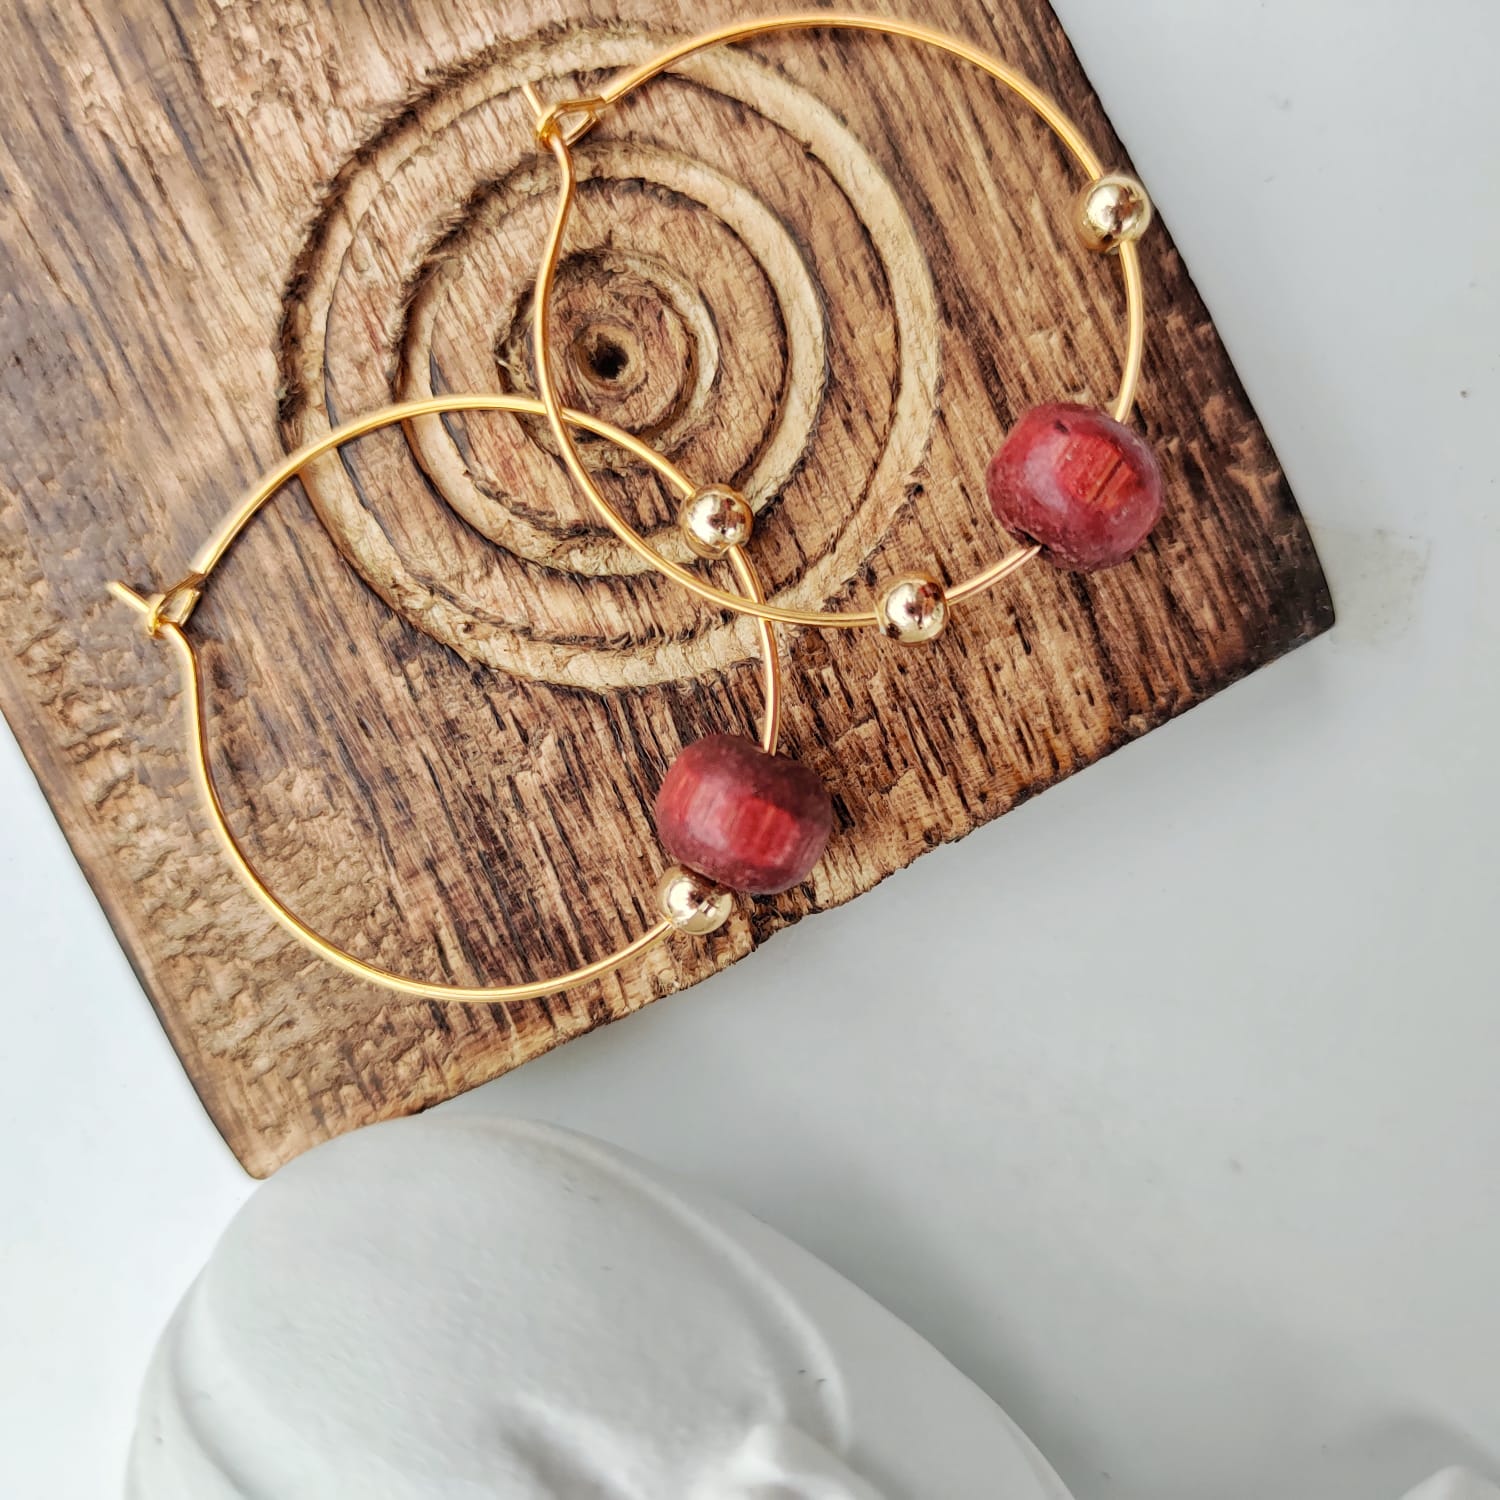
527,13 -> 1147,630
109,394 -> 785,1003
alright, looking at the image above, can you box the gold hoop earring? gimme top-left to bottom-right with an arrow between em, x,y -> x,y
526,14 -> 1162,645
110,395 -> 835,1003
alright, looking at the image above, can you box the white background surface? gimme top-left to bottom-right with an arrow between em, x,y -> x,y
2,2 -> 1497,1497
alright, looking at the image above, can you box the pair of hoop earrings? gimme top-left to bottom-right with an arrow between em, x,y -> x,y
113,15 -> 1165,1004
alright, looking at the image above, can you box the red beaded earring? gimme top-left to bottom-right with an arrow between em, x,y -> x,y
108,396 -> 831,1003
525,15 -> 1164,647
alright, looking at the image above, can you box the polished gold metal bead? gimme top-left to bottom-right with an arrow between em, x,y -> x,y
678,484 -> 754,560
655,864 -> 734,935
1074,173 -> 1153,253
874,571 -> 948,645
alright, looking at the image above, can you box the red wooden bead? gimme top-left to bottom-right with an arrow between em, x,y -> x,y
655,733 -> 833,896
985,402 -> 1163,572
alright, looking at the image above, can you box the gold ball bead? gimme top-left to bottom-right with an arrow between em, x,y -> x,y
874,571 -> 948,645
655,864 -> 734,935
678,484 -> 754,560
1074,173 -> 1153,253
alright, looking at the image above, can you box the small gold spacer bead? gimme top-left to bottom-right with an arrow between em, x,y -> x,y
655,864 -> 734,935
1074,173 -> 1153,253
874,571 -> 948,645
678,484 -> 754,560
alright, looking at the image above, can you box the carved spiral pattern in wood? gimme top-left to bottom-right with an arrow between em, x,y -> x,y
279,29 -> 939,689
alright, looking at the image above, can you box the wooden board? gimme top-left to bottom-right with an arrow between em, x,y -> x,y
0,0 -> 1332,1176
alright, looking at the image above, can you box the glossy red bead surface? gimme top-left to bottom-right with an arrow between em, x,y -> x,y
985,402 -> 1163,572
655,733 -> 832,896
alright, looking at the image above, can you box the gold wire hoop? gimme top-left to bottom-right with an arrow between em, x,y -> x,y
527,13 -> 1148,632
109,395 -> 785,1003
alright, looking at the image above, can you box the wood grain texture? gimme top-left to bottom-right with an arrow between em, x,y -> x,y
0,0 -> 1332,1175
